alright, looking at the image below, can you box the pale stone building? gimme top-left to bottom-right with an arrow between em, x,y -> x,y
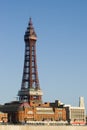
65,97 -> 86,125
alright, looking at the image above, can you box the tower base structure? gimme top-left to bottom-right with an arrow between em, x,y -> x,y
18,87 -> 43,105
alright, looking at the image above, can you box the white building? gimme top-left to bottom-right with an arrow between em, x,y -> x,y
64,97 -> 86,125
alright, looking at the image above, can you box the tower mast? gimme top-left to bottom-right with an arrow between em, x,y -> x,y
18,18 -> 43,105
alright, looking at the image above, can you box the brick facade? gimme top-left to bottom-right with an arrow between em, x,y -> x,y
16,102 -> 66,123
0,112 -> 8,123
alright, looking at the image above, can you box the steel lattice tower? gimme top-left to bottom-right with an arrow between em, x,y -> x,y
18,18 -> 43,104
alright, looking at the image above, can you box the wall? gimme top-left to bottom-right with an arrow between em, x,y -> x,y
0,125 -> 87,130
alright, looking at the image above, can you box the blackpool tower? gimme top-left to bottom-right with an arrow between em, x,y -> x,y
18,18 -> 43,105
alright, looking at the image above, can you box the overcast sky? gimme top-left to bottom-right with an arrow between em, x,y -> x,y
0,0 -> 87,109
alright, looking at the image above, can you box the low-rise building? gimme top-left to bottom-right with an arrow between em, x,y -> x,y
65,97 -> 86,125
17,101 -> 66,123
0,100 -> 66,123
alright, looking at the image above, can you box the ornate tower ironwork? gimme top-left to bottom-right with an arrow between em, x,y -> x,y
18,18 -> 43,104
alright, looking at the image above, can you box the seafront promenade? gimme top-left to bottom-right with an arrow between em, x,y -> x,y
0,125 -> 87,130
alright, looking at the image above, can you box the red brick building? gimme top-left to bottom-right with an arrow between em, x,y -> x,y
0,111 -> 8,123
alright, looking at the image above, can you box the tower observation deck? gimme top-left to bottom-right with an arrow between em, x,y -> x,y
18,18 -> 43,104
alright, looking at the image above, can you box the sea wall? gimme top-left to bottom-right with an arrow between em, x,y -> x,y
0,125 -> 87,130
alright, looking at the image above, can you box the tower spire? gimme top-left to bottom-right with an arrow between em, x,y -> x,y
24,18 -> 37,41
18,19 -> 43,105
